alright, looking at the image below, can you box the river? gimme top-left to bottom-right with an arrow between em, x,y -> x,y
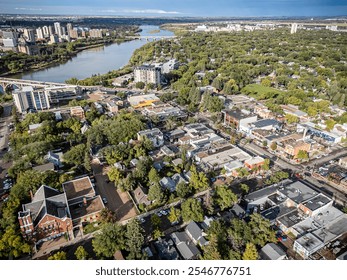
11,25 -> 174,83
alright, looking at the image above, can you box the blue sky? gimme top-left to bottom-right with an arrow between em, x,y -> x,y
1,0 -> 346,17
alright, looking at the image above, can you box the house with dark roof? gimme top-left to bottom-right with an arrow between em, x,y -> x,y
154,238 -> 180,260
18,185 -> 72,242
170,232 -> 201,260
33,162 -> 55,172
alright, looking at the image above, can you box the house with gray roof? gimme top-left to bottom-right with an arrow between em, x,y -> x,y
170,232 -> 201,260
18,185 -> 72,242
154,238 -> 179,260
260,243 -> 287,260
185,221 -> 209,246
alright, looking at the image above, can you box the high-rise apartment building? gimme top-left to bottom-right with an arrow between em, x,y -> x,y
134,65 -> 162,85
291,23 -> 298,34
36,27 -> 44,40
54,22 -> 62,37
23,28 -> 35,42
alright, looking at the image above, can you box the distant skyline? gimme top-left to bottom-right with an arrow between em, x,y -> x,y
0,0 -> 346,17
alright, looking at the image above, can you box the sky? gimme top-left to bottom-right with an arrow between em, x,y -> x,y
0,0 -> 346,17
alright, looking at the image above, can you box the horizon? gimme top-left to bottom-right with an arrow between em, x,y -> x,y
0,0 -> 346,17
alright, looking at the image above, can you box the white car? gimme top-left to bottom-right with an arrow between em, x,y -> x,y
102,197 -> 108,204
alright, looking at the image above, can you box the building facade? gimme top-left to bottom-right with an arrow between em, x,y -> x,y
134,65 -> 161,85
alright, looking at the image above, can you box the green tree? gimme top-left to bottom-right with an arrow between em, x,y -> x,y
63,144 -> 86,166
261,78 -> 271,87
151,214 -> 163,240
176,181 -> 192,198
249,213 -> 276,247
285,114 -> 299,124
296,150 -> 309,160
48,251 -> 67,260
201,235 -> 221,260
240,183 -> 250,194
148,183 -> 164,203
84,152 -> 91,172
92,223 -> 125,258
107,167 -> 124,185
242,243 -> 258,260
214,185 -> 238,210
75,246 -> 89,260
262,158 -> 270,171
168,207 -> 181,224
325,119 -> 336,131
135,81 -> 145,89
190,165 -> 209,190
181,198 -> 204,222
148,168 -> 160,186
0,226 -> 31,258
125,219 -> 145,259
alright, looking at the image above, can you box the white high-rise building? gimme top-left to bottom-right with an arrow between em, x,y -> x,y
36,27 -> 44,40
42,26 -> 50,38
291,23 -> 298,34
134,65 -> 162,85
23,29 -> 35,42
54,22 -> 62,37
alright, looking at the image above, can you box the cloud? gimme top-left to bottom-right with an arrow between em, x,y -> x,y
15,7 -> 43,11
100,9 -> 182,15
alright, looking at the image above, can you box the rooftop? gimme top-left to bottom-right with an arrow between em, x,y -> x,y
62,176 -> 95,201
68,196 -> 104,221
170,232 -> 201,260
279,181 -> 318,204
260,243 -> 286,260
302,194 -> 331,211
277,209 -> 305,228
154,238 -> 179,260
251,119 -> 280,129
33,162 -> 55,172
223,108 -> 256,120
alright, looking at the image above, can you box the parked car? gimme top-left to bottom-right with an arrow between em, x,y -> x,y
102,197 -> 108,204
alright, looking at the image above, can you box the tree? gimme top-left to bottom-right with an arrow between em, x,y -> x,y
214,185 -> 238,210
181,198 -> 204,222
270,142 -> 277,151
201,235 -> 221,260
92,223 -> 125,258
242,243 -> 258,260
75,246 -> 89,260
240,183 -> 250,194
261,78 -> 271,87
176,181 -> 192,198
0,226 -> 31,258
107,167 -> 124,185
63,144 -> 86,166
325,119 -> 336,131
285,114 -> 299,124
151,214 -> 163,240
148,183 -> 164,203
262,158 -> 270,171
190,165 -> 209,190
48,251 -> 67,260
148,168 -> 160,186
125,219 -> 144,259
168,207 -> 181,224
84,152 -> 91,172
296,150 -> 309,160
135,81 -> 145,89
249,213 -> 276,247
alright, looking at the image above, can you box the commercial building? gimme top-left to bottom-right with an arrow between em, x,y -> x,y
244,180 -> 347,259
297,122 -> 343,144
13,85 -> 81,113
141,102 -> 186,121
222,109 -> 257,131
70,106 -> 85,120
134,65 -> 161,85
128,94 -> 160,109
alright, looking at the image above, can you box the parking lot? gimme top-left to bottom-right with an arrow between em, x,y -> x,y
91,164 -> 137,221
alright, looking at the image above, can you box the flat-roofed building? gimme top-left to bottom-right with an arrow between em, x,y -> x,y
137,128 -> 164,148
70,106 -> 85,120
128,94 -> 160,109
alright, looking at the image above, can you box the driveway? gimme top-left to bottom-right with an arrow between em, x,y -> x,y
91,164 -> 137,221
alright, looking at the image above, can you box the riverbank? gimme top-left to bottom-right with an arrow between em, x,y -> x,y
0,37 -> 134,78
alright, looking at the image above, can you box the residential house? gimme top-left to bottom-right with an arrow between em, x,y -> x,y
70,106 -> 85,120
133,185 -> 151,206
170,232 -> 201,260
185,221 -> 209,246
45,151 -> 64,168
137,128 -> 164,148
154,238 -> 179,260
33,162 -> 55,172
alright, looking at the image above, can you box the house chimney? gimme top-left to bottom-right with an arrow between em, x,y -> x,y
30,190 -> 34,201
83,197 -> 87,206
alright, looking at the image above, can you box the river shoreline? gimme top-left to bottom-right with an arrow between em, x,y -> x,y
1,38 -> 134,78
